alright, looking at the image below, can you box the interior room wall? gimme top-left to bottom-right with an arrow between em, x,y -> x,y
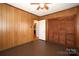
0,3 -> 39,51
41,6 -> 79,48
76,6 -> 79,48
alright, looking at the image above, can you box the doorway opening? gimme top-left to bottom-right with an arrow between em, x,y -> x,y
34,20 -> 38,39
34,20 -> 46,40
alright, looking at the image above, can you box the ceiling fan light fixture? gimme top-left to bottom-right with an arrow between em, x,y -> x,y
39,4 -> 44,8
31,3 -> 50,10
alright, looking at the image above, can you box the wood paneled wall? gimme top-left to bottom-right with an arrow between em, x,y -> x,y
0,4 -> 39,51
41,6 -> 78,19
0,3 -> 79,51
41,6 -> 79,48
76,6 -> 79,48
47,15 -> 76,48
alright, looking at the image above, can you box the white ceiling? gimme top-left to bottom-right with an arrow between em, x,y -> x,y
8,3 -> 79,16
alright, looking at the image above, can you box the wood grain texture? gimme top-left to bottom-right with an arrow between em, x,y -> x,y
41,6 -> 78,20
76,6 -> 79,48
47,15 -> 76,48
44,6 -> 79,48
0,4 -> 39,51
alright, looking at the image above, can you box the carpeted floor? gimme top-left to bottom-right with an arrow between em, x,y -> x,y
0,39 -> 69,56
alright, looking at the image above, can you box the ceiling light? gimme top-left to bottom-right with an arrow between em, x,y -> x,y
31,3 -> 50,10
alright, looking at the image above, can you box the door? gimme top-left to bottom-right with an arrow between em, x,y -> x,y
38,20 -> 46,40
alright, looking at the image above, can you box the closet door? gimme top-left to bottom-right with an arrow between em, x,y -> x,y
47,15 -> 76,47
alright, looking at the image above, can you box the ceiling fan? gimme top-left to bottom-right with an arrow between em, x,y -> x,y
31,3 -> 50,10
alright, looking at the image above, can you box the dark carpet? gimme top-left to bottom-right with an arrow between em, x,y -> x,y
0,39 -> 68,56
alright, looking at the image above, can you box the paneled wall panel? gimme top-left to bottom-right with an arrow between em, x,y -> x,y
45,6 -> 79,48
47,15 -> 76,48
76,7 -> 79,48
0,4 -> 39,51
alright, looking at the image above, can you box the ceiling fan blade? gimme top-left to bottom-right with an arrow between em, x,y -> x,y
44,4 -> 49,10
45,3 -> 51,4
45,6 -> 48,10
37,6 -> 40,10
31,3 -> 39,5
